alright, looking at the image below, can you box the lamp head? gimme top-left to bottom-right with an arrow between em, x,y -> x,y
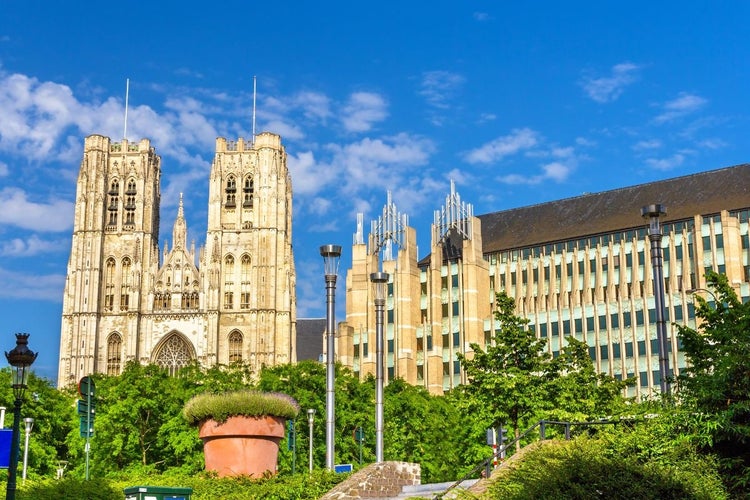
320,244 -> 342,277
370,272 -> 390,301
5,333 -> 37,398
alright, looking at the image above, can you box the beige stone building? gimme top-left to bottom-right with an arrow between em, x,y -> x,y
58,132 -> 296,388
339,165 -> 750,399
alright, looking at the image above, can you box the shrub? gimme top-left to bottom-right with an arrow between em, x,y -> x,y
183,391 -> 300,425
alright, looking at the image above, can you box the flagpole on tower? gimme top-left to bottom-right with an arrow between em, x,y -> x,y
252,75 -> 257,145
123,78 -> 130,141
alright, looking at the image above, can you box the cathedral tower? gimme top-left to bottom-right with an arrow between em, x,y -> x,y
59,136 -> 161,386
203,132 -> 297,373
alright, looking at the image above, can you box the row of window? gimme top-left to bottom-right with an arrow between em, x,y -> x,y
225,175 -> 254,208
107,179 -> 137,228
106,330 -> 245,376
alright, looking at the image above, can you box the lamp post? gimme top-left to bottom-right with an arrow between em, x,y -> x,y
370,271 -> 389,463
641,204 -> 670,396
22,417 -> 33,483
5,333 -> 38,500
320,244 -> 341,470
686,287 -> 719,304
307,408 -> 315,472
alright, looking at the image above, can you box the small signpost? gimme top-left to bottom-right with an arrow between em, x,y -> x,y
78,376 -> 95,480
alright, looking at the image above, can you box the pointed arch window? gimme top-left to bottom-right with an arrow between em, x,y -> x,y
240,254 -> 251,309
154,333 -> 195,376
106,332 -> 122,375
108,180 -> 120,226
104,258 -> 116,311
225,176 -> 237,207
120,257 -> 131,311
124,178 -> 136,228
243,177 -> 254,207
224,255 -> 235,309
228,330 -> 243,363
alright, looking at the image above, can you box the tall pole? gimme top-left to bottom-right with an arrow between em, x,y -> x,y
371,272 -> 389,463
5,333 -> 37,500
642,204 -> 671,396
320,244 -> 341,470
22,417 -> 33,483
307,409 -> 315,472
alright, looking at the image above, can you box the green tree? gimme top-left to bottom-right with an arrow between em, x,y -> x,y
457,292 -> 551,449
676,270 -> 750,493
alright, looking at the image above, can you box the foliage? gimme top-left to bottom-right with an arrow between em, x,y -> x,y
487,436 -> 727,500
0,368 -> 76,478
675,270 -> 750,495
457,292 -> 631,451
11,469 -> 345,499
183,390 -> 300,425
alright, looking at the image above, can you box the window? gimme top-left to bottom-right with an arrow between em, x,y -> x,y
243,176 -> 254,207
224,255 -> 235,309
104,258 -> 116,311
225,176 -> 237,207
120,257 -> 131,311
228,331 -> 243,363
106,333 -> 122,375
241,254 -> 251,308
124,179 -> 136,227
154,333 -> 195,376
108,180 -> 119,226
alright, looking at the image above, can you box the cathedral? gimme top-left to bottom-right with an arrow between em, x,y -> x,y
58,132 -> 297,388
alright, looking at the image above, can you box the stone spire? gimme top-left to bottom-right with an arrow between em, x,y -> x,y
172,193 -> 187,250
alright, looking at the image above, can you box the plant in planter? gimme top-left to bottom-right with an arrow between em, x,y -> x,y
184,390 -> 300,477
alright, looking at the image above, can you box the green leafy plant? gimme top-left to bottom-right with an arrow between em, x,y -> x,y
184,390 -> 300,425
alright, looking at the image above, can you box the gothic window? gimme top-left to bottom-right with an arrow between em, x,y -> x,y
108,180 -> 120,226
153,333 -> 195,376
240,254 -> 251,309
124,178 -> 136,228
181,291 -> 198,309
106,333 -> 122,375
228,330 -> 243,363
243,177 -> 254,207
155,292 -> 170,310
225,176 -> 236,207
120,257 -> 131,311
224,255 -> 235,309
104,258 -> 116,311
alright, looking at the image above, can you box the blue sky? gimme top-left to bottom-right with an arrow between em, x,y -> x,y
1,2 -> 748,382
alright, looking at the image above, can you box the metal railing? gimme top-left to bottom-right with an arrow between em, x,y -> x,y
434,418 -> 626,499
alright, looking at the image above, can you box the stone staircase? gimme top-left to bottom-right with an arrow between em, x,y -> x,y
387,479 -> 479,499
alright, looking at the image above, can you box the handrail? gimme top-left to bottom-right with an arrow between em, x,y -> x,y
433,418 -> 625,499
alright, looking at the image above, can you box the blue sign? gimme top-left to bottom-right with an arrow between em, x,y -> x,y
334,463 -> 353,474
0,429 -> 12,468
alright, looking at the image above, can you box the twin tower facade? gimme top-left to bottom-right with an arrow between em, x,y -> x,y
58,132 -> 296,387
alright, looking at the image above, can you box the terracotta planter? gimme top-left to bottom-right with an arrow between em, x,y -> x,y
198,415 -> 286,477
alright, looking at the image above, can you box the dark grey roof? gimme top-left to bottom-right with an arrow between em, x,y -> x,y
478,163 -> 750,253
296,318 -> 325,361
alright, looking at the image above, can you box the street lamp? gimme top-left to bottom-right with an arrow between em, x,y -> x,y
686,287 -> 719,304
370,271 -> 389,463
5,333 -> 37,500
320,244 -> 341,470
307,408 -> 315,472
22,417 -> 33,483
641,204 -> 670,396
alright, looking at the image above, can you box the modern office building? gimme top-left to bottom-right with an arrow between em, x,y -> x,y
339,165 -> 750,399
58,132 -> 297,388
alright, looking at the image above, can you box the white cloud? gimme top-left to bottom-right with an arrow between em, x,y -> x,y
580,62 -> 640,103
0,160 -> 7,176
645,153 -> 685,170
498,161 -> 573,185
473,12 -> 491,21
654,92 -> 707,123
697,138 -> 727,150
464,128 -> 538,164
0,234 -> 68,256
295,91 -> 332,123
632,139 -> 662,151
419,71 -> 466,110
0,266 -> 65,300
341,92 -> 388,133
0,188 -> 74,232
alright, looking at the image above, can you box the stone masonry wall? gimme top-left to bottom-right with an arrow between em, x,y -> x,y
320,461 -> 420,499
